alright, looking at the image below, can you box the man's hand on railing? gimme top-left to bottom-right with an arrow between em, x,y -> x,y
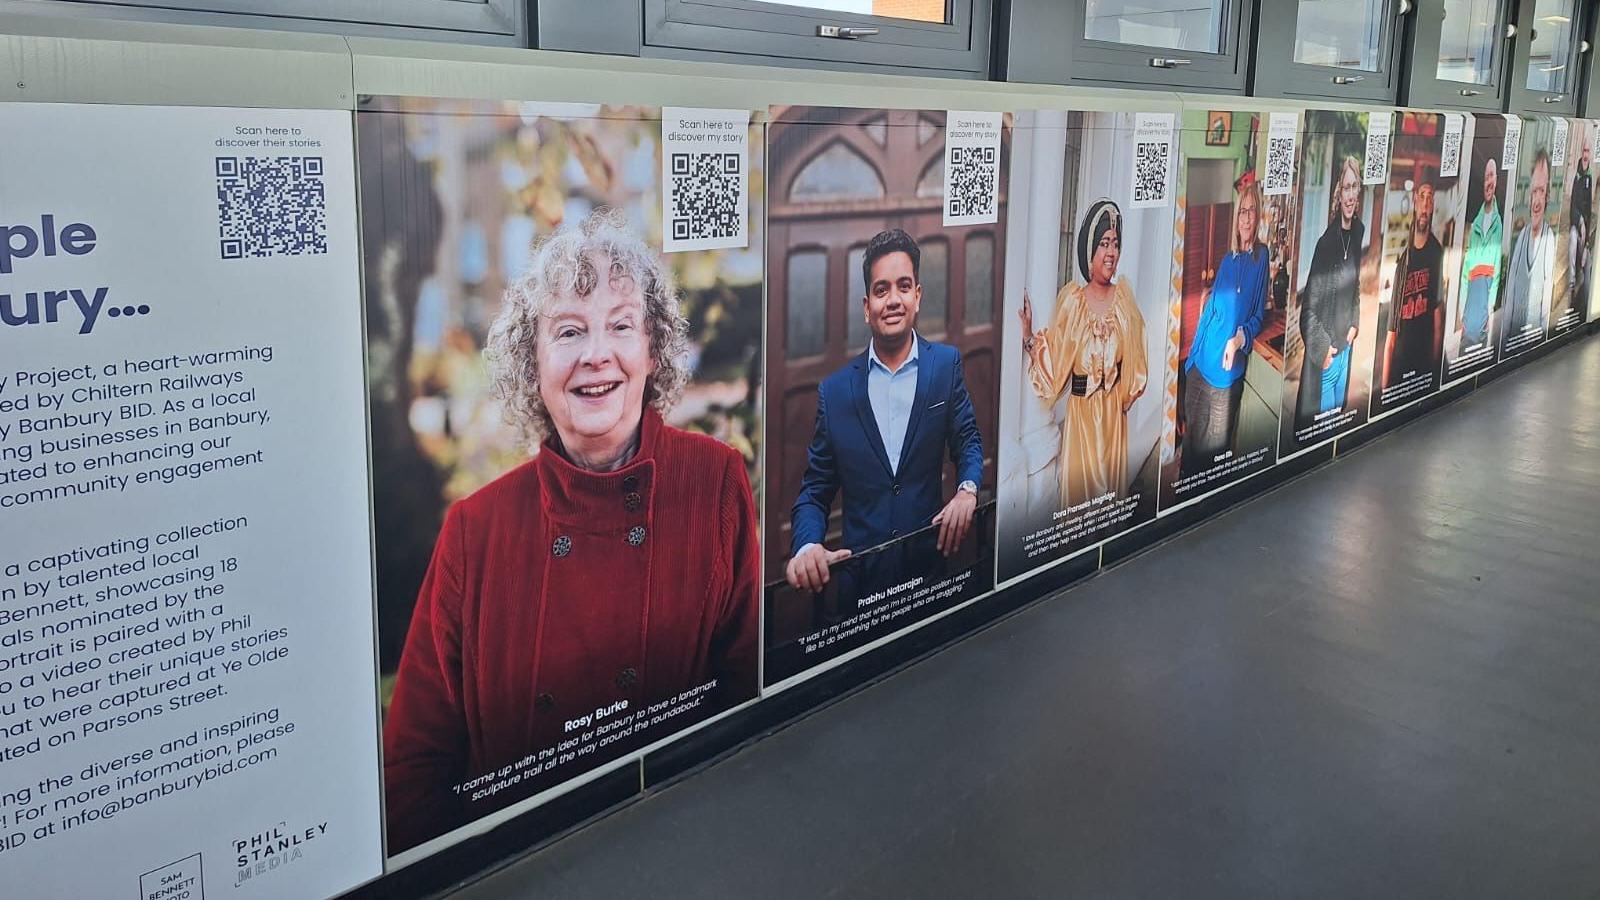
785,543 -> 853,592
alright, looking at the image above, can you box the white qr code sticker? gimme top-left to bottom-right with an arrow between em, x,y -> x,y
943,110 -> 1003,226
1129,112 -> 1175,209
1502,115 -> 1522,172
661,107 -> 750,253
1363,112 -> 1391,185
1440,114 -> 1464,178
1553,118 -> 1570,167
216,156 -> 328,260
1264,112 -> 1298,197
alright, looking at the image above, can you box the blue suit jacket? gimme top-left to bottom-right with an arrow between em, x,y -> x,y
790,336 -> 984,557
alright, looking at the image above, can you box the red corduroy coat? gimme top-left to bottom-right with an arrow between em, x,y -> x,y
383,408 -> 759,851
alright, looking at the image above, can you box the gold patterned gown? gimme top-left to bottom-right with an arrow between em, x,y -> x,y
1027,277 -> 1148,508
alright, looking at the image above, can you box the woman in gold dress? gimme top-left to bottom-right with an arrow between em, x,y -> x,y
1018,199 -> 1149,508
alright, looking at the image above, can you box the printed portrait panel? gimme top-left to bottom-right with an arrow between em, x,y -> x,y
1590,122 -> 1600,324
1443,114 -> 1512,383
358,98 -> 764,856
1279,110 -> 1388,456
1370,112 -> 1466,418
762,106 -> 1005,686
1497,116 -> 1562,361
1159,109 -> 1291,510
997,110 -> 1177,584
1550,118 -> 1598,337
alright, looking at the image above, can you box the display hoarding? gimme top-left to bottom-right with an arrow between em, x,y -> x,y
0,102 -> 381,899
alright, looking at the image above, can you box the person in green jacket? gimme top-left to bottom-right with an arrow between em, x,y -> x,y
1458,155 -> 1502,350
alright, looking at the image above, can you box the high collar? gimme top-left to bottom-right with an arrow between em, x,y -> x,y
1475,202 -> 1500,230
535,406 -> 661,527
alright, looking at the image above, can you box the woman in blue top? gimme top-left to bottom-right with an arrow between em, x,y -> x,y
1181,170 -> 1268,478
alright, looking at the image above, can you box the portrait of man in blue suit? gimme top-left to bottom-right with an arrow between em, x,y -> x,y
785,228 -> 985,606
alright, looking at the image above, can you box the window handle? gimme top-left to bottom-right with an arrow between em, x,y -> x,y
1543,95 -> 1566,103
1505,23 -> 1516,38
1459,88 -> 1483,96
1149,57 -> 1192,68
1397,0 -> 1413,14
817,25 -> 879,39
1333,74 -> 1366,84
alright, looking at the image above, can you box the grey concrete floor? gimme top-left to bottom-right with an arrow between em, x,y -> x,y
454,336 -> 1600,900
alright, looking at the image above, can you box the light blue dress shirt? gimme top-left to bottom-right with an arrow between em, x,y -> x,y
867,334 -> 920,475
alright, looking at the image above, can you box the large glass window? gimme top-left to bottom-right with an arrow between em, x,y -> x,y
918,239 -> 950,336
1436,0 -> 1499,83
964,235 -> 995,328
1082,0 -> 1226,52
1293,0 -> 1387,70
643,0 -> 989,77
1000,0 -> 1251,94
1525,0 -> 1577,93
847,246 -> 871,350
786,250 -> 829,357
12,0 -> 525,44
762,0 -> 948,22
791,144 -> 886,202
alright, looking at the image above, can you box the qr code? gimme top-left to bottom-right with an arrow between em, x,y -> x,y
1265,137 -> 1295,194
216,156 -> 327,260
1134,140 -> 1170,205
1439,132 -> 1462,178
947,145 -> 997,219
1363,134 -> 1390,184
668,152 -> 741,242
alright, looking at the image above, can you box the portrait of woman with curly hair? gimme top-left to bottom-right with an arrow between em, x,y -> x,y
360,100 -> 763,855
382,208 -> 759,851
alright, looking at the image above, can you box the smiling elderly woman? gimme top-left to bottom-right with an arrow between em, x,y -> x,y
382,210 -> 759,852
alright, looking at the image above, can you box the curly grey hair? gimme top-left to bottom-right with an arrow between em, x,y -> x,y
486,208 -> 690,450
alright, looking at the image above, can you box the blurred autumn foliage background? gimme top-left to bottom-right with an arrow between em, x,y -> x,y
358,99 -> 765,685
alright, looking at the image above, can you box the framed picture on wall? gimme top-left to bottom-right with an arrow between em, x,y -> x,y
1206,111 -> 1233,146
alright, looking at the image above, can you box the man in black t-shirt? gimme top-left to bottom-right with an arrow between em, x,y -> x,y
1383,173 -> 1444,390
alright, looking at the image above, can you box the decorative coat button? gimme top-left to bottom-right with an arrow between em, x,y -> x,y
552,535 -> 572,557
615,667 -> 639,689
626,525 -> 647,546
624,492 -> 642,512
622,475 -> 640,493
535,693 -> 555,712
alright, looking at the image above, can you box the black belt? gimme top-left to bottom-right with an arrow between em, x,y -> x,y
1069,365 -> 1117,397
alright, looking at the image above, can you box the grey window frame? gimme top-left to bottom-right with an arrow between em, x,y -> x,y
996,0 -> 1252,94
1250,0 -> 1410,104
1507,0 -> 1588,115
1400,0 -> 1514,112
6,0 -> 525,44
641,0 -> 991,77
1584,5 -> 1600,117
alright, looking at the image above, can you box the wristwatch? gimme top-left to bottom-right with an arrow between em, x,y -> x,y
958,480 -> 978,496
